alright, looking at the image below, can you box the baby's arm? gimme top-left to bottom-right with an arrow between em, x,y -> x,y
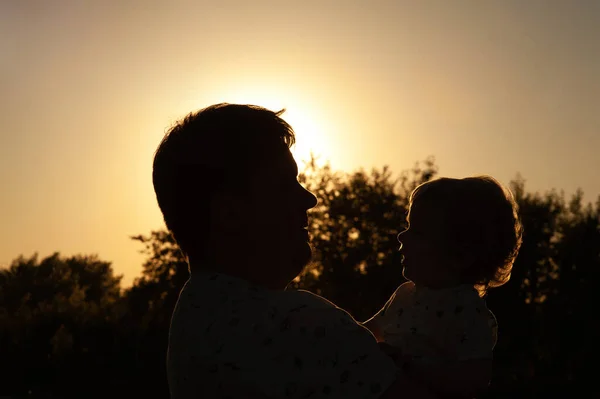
362,281 -> 413,342
406,358 -> 492,398
362,317 -> 384,342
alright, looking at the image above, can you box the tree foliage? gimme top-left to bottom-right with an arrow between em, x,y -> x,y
0,253 -> 123,397
1,158 -> 598,397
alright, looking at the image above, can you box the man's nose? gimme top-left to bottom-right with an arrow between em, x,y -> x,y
302,186 -> 318,210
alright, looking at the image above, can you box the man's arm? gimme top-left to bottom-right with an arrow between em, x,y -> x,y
379,371 -> 438,399
255,289 -> 435,399
406,358 -> 492,398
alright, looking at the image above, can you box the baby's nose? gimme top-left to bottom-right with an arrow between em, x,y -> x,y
397,231 -> 405,243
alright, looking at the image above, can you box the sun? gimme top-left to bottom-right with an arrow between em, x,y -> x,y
211,85 -> 334,168
281,107 -> 331,165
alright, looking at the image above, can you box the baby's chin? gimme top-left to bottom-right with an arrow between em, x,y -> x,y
401,266 -> 410,280
402,265 -> 423,285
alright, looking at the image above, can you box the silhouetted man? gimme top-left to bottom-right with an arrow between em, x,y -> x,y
153,104 -> 432,398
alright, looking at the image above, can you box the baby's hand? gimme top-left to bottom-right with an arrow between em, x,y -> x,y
378,342 -> 412,370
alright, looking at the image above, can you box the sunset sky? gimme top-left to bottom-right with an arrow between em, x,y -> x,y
2,0 -> 599,286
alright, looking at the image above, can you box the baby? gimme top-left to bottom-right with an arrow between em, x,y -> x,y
364,176 -> 522,398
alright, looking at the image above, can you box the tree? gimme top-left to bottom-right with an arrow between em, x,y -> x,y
0,252 -> 123,397
484,179 -> 565,395
128,230 -> 189,326
4,157 -> 596,397
485,180 -> 600,396
542,190 -> 600,394
105,230 -> 190,399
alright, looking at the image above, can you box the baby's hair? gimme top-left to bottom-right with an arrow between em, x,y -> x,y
409,176 -> 523,296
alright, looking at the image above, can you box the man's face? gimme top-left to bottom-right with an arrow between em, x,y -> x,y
236,148 -> 318,288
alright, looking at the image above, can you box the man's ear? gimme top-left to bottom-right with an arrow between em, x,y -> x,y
209,192 -> 246,233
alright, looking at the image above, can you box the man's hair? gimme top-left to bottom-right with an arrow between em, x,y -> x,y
152,103 -> 295,260
409,176 -> 523,295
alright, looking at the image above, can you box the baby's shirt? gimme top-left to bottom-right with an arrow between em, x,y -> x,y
371,281 -> 498,365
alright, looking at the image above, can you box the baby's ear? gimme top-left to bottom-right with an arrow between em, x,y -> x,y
461,251 -> 478,267
450,247 -> 477,271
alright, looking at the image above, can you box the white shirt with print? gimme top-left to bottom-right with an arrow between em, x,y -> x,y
167,271 -> 399,399
372,281 -> 498,365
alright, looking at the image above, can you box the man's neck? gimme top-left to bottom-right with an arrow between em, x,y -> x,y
189,256 -> 283,290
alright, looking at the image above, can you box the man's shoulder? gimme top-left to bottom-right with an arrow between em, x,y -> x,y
168,283 -> 399,399
261,289 -> 358,329
279,289 -> 340,308
173,280 -> 353,330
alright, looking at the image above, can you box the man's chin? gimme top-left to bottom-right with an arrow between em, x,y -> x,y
292,244 -> 313,274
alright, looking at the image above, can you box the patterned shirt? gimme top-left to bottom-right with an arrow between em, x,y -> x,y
167,271 -> 398,399
372,281 -> 498,365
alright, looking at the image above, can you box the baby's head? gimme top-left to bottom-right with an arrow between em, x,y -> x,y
398,176 -> 523,295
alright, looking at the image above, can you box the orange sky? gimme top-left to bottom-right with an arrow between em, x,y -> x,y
2,1 -> 599,286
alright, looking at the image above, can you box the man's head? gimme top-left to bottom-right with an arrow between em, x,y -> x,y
152,103 -> 317,289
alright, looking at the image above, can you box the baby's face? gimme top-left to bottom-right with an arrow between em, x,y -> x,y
397,200 -> 461,287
